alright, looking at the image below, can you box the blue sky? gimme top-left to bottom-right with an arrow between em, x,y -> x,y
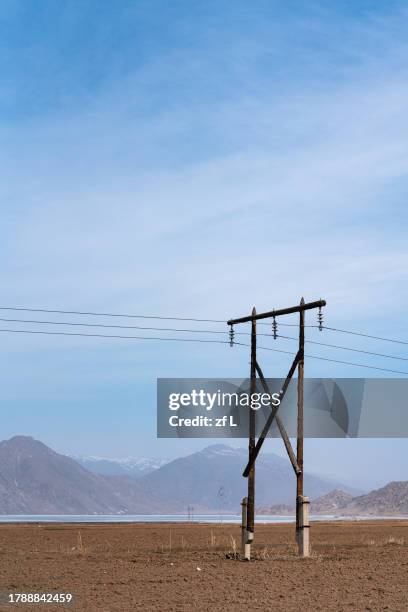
1,1 -> 408,489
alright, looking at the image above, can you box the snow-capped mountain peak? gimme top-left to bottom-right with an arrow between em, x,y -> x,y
72,455 -> 170,478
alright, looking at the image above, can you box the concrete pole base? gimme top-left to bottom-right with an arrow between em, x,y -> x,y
244,531 -> 254,560
297,495 -> 310,557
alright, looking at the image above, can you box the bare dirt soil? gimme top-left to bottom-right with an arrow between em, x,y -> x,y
0,520 -> 407,611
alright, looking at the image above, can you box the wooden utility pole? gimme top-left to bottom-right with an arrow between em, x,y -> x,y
228,297 -> 326,559
296,298 -> 305,549
245,307 -> 257,560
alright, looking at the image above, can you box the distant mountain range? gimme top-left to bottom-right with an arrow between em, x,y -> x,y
259,483 -> 408,516
0,436 -> 405,516
0,436 -> 162,514
137,444 -> 359,511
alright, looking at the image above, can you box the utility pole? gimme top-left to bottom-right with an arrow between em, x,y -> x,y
244,307 -> 257,560
296,298 -> 305,549
228,297 -> 326,558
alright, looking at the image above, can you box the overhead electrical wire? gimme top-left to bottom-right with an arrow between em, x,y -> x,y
0,316 -> 406,363
0,305 -> 407,374
0,316 -> 238,335
0,315 -> 313,336
321,326 -> 408,346
0,306 -> 225,324
0,328 -> 229,344
274,334 -> 408,362
256,344 -> 408,376
0,327 -> 407,376
0,305 -> 407,346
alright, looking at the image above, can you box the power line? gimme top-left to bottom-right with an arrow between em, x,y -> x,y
0,316 -> 235,335
322,326 -> 408,346
258,321 -> 408,344
0,315 -> 317,336
0,306 -> 313,328
256,344 -> 408,376
0,327 -> 407,375
0,327 -> 230,344
1,306 -> 408,346
0,306 -> 225,324
1,317 -> 406,362
274,334 -> 408,362
260,322 -> 408,345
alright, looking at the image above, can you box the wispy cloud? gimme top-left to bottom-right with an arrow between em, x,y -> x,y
1,2 -> 408,457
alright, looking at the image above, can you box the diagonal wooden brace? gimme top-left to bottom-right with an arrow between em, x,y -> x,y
255,361 -> 301,476
243,350 -> 301,478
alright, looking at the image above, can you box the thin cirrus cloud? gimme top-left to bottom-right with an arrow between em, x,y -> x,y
0,3 -> 408,461
3,69 -> 408,322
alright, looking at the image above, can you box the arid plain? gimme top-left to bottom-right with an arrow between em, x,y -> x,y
0,520 -> 407,611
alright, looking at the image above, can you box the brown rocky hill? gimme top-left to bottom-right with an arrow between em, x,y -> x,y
258,484 -> 408,516
311,489 -> 353,513
346,481 -> 408,515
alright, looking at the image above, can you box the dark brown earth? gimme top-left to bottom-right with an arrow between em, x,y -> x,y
0,521 -> 407,611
